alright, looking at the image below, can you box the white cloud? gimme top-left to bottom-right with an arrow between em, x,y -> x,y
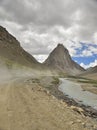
89,46 -> 97,55
93,32 -> 97,44
0,20 -> 23,40
80,59 -> 97,69
33,55 -> 48,63
81,50 -> 93,57
0,0 -> 97,63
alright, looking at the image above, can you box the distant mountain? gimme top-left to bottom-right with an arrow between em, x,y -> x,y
80,65 -> 97,75
44,44 -> 85,75
87,66 -> 97,73
80,66 -> 97,79
0,26 -> 85,75
0,26 -> 40,68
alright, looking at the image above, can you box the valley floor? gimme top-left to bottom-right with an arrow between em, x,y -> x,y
0,77 -> 97,130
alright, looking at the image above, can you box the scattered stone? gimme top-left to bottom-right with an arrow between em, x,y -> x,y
70,106 -> 85,117
37,88 -> 42,91
46,90 -> 50,95
82,122 -> 86,128
76,119 -> 81,123
40,76 -> 97,119
93,125 -> 97,129
71,106 -> 84,112
60,100 -> 68,107
82,122 -> 85,125
51,95 -> 56,100
68,121 -> 74,125
85,123 -> 94,129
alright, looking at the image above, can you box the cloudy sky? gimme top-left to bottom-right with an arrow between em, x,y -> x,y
0,0 -> 97,68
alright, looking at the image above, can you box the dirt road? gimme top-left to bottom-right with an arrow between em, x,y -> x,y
0,77 -> 96,130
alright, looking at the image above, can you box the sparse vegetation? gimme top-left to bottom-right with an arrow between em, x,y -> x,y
58,72 -> 67,78
52,77 -> 60,85
67,75 -> 90,80
0,56 -> 32,70
78,79 -> 97,87
5,60 -> 13,69
67,75 -> 97,88
26,78 -> 40,84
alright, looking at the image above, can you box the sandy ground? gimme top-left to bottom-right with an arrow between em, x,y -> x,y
81,84 -> 97,95
82,74 -> 97,94
83,73 -> 97,80
0,77 -> 97,130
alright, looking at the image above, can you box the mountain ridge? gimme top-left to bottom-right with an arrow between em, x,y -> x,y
0,25 -> 86,75
0,26 -> 41,68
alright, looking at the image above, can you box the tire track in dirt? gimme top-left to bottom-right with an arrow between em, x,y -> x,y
0,78 -> 96,130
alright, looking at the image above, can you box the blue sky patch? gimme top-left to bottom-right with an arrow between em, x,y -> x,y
71,42 -> 97,65
72,55 -> 97,65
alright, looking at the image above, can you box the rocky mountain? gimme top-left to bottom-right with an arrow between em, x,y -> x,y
80,65 -> 97,76
86,66 -> 97,73
44,44 -> 85,75
0,26 -> 85,75
0,26 -> 40,68
80,66 -> 97,80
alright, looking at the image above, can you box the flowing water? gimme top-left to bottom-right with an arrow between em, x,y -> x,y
59,78 -> 97,109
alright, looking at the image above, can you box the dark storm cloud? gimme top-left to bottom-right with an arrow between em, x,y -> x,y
1,0 -> 97,33
0,0 -> 97,63
0,0 -> 76,27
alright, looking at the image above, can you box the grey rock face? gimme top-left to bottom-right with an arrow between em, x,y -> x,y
44,44 -> 85,75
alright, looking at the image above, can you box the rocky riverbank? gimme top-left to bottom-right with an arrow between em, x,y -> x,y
40,76 -> 97,119
21,76 -> 97,130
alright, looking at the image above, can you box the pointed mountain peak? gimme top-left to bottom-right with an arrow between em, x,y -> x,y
44,44 -> 85,75
56,43 -> 67,51
54,43 -> 68,54
50,43 -> 69,58
57,43 -> 64,48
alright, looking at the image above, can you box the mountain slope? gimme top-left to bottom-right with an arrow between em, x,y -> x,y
80,66 -> 97,80
44,44 -> 85,75
86,66 -> 97,74
0,26 -> 40,68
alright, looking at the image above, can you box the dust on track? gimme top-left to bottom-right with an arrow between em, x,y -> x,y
0,77 -> 96,130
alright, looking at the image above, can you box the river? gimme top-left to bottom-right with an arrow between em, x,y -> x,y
59,78 -> 97,110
